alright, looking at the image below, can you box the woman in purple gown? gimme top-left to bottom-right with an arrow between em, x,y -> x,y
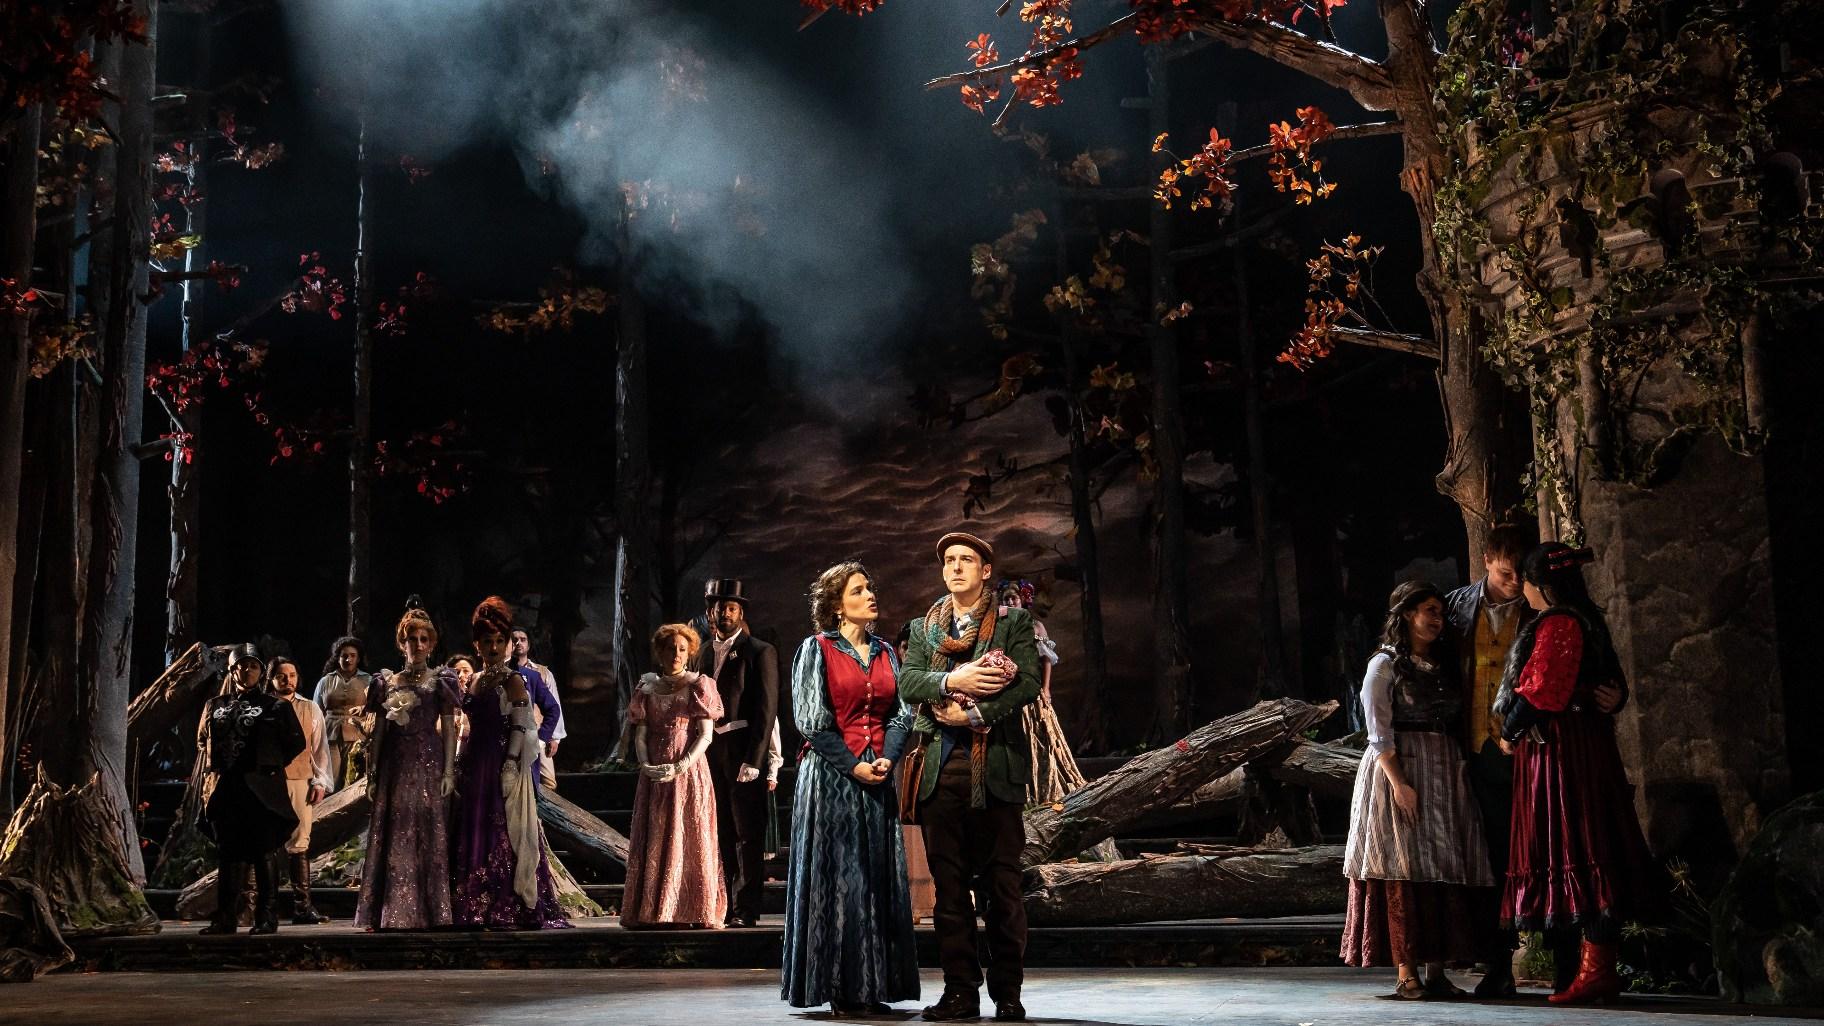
451,596 -> 570,930
355,600 -> 460,930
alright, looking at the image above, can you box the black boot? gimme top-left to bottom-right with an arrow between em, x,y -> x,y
199,861 -> 241,935
288,853 -> 329,924
922,987 -> 981,1022
250,852 -> 280,935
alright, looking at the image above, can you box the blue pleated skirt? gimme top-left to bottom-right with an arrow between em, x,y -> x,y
781,748 -> 920,1007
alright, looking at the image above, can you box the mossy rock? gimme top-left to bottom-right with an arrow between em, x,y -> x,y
1712,790 -> 1824,1005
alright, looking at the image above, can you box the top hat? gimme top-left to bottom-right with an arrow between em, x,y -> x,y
703,579 -> 748,605
935,531 -> 995,564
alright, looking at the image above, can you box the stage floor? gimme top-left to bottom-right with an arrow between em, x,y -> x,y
4,967 -> 1818,1026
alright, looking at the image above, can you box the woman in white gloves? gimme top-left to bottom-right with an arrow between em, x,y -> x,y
354,598 -> 460,930
620,624 -> 727,928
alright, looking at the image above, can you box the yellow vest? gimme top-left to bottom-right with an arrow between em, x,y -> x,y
1466,606 -> 1519,750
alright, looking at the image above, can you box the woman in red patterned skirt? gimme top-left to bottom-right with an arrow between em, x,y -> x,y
1342,581 -> 1497,999
1496,542 -> 1656,1005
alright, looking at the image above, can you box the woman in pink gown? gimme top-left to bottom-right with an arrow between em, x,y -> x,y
620,623 -> 727,929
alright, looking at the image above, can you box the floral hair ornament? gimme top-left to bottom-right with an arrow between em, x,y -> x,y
1546,547 -> 1597,571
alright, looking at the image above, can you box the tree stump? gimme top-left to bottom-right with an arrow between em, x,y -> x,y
1022,699 -> 1336,865
0,877 -> 74,982
1023,845 -> 1346,926
0,770 -> 157,937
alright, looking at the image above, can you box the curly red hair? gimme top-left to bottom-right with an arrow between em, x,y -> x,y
470,595 -> 515,641
650,623 -> 701,668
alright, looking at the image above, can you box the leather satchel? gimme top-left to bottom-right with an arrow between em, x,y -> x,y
897,708 -> 929,825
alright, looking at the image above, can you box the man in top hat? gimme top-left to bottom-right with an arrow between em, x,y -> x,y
899,531 -> 1042,1022
692,578 -> 780,928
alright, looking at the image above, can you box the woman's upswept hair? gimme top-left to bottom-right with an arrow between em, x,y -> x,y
809,561 -> 869,633
1377,579 -> 1451,669
651,623 -> 702,668
1522,543 -> 1602,618
470,595 -> 515,641
322,635 -> 365,676
395,594 -> 439,650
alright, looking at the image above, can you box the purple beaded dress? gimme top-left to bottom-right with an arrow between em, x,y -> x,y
354,664 -> 459,929
451,665 -> 570,930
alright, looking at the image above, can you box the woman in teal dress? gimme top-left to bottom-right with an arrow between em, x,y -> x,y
781,561 -> 919,1015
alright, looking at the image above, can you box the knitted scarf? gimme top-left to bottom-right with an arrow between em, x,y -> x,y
925,591 -> 997,808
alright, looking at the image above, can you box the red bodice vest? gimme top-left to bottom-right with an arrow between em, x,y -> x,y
816,635 -> 897,757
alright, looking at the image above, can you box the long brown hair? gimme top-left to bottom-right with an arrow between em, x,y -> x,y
1377,580 -> 1452,675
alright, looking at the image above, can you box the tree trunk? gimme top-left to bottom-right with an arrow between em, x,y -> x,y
1022,698 -> 1336,865
1023,845 -> 1346,926
1053,201 -> 1110,753
77,6 -> 156,885
1234,235 -> 1290,698
609,256 -> 656,757
346,117 -> 374,639
1375,0 -> 1528,568
536,787 -> 630,878
0,104 -> 40,824
0,769 -> 158,936
164,10 -> 209,668
1144,44 -> 1194,743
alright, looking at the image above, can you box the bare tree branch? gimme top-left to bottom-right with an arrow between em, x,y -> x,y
1228,119 -> 1405,163
1189,16 -> 1398,111
924,13 -> 1139,90
1329,325 -> 1438,358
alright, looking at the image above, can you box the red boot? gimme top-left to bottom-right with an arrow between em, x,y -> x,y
1548,941 -> 1624,1005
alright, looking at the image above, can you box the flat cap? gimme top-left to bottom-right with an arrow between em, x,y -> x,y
935,531 -> 994,564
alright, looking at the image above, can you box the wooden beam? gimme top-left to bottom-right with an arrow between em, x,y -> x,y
1330,325 -> 1438,359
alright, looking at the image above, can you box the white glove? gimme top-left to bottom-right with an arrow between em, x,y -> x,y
736,764 -> 760,784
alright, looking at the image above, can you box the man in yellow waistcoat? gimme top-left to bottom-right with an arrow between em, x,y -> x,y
1445,525 -> 1538,996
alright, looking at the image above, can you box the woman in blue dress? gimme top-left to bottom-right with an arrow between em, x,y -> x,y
781,561 -> 919,1015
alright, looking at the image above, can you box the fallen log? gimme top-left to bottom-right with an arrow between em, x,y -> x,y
125,642 -> 227,758
1265,738 -> 1362,799
536,788 -> 629,877
1022,845 -> 1346,926
1022,698 -> 1336,865
1131,738 -> 1364,834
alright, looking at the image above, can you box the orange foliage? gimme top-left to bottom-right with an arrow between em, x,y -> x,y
1266,105 -> 1338,203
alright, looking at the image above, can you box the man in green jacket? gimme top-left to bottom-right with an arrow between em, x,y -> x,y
900,531 -> 1042,1022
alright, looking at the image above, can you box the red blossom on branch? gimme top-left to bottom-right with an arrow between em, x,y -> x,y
398,154 -> 432,184
281,252 -> 349,320
1153,128 -> 1237,211
375,421 -> 473,505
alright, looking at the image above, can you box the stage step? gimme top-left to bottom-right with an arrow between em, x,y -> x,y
66,915 -> 1346,973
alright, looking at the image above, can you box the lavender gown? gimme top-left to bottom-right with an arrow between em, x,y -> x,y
355,665 -> 459,929
451,666 -> 570,930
